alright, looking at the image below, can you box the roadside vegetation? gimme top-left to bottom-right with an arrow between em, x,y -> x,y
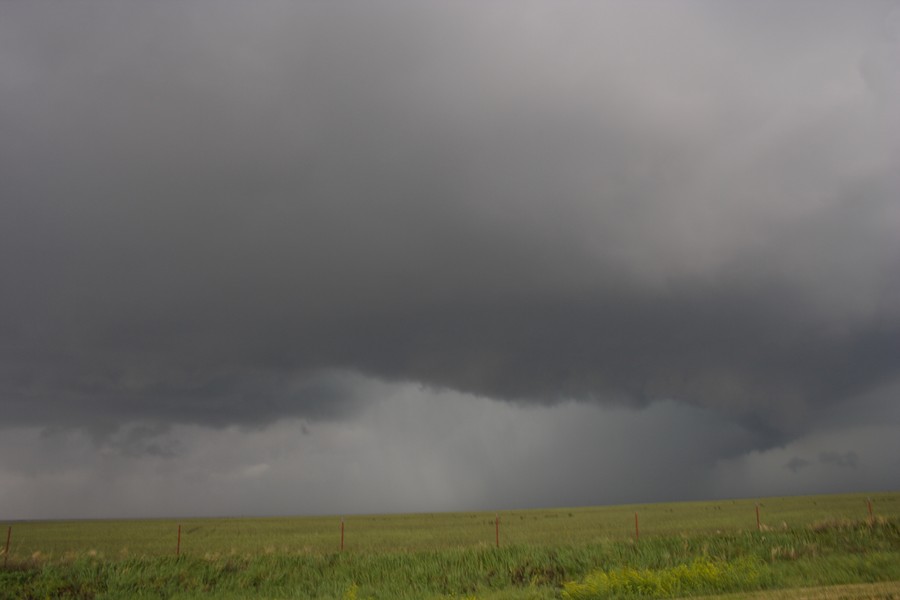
1,492 -> 898,599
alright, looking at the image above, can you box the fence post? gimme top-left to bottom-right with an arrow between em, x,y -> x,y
177,525 -> 181,556
867,498 -> 873,519
756,504 -> 760,531
341,518 -> 344,552
635,512 -> 639,540
495,514 -> 500,548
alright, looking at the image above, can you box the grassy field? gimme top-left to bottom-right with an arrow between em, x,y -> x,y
1,492 -> 898,599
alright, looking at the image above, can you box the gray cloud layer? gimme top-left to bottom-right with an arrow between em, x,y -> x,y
3,385 -> 897,520
2,0 -> 899,479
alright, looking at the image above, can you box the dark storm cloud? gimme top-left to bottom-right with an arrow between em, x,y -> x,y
2,1 -> 899,444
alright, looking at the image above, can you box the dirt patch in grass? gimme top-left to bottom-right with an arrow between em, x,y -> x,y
689,580 -> 900,600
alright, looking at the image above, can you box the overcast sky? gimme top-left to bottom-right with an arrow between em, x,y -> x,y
1,0 -> 899,519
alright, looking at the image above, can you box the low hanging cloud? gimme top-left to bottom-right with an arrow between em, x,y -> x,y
1,0 -> 899,510
785,458 -> 812,474
818,451 -> 860,469
0,388 -> 790,519
785,451 -> 860,474
2,382 -> 896,520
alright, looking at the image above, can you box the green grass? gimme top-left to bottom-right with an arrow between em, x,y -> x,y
561,557 -> 763,598
1,492 -> 898,599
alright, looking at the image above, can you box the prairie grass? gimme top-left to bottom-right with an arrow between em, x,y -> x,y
561,557 -> 761,598
1,492 -> 898,599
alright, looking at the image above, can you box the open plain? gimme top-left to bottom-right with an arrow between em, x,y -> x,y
2,491 -> 898,599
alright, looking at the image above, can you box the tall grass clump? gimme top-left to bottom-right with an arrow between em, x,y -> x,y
561,557 -> 760,599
